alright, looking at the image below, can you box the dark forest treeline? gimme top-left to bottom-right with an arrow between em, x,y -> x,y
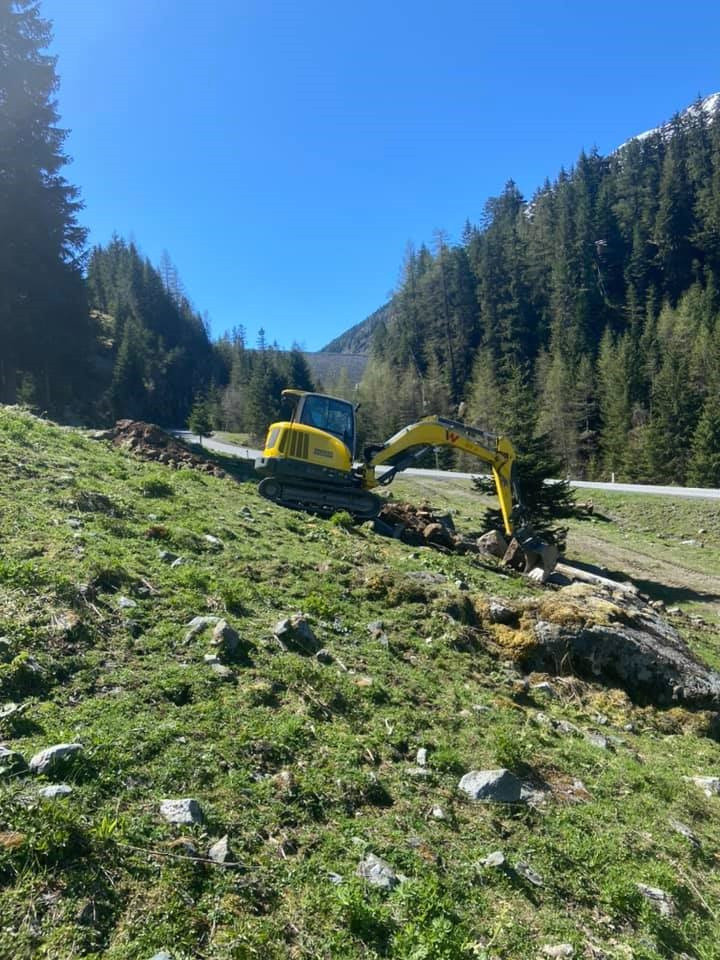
357,99 -> 720,485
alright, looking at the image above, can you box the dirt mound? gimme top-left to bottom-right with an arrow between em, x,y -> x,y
95,421 -> 227,478
377,502 -> 472,552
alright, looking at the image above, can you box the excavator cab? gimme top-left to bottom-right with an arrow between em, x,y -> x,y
292,391 -> 356,457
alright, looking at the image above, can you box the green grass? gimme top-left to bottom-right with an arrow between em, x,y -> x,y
1,407 -> 720,959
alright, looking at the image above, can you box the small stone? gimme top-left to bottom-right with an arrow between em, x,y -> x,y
327,871 -> 343,885
487,601 -> 516,625
203,653 -> 220,664
170,557 -> 186,568
458,768 -> 523,803
479,850 -> 506,868
208,835 -> 235,865
667,606 -> 682,615
356,852 -> 400,890
210,619 -> 241,658
315,648 -> 334,664
66,518 -> 82,529
273,614 -> 322,655
0,702 -> 27,722
585,731 -> 611,750
211,663 -> 232,678
429,805 -> 446,820
0,746 -> 28,779
406,766 -> 431,779
416,747 -> 428,767
203,534 -> 223,547
542,945 -> 574,958
532,681 -> 558,698
149,953 -> 173,960
515,860 -> 543,886
159,798 -> 203,824
158,550 -> 179,564
38,783 -> 73,799
636,883 -> 676,916
29,743 -> 83,775
184,615 -> 221,643
117,596 -> 137,609
455,579 -> 469,590
367,620 -> 384,636
684,775 -> 720,797
669,818 -> 699,846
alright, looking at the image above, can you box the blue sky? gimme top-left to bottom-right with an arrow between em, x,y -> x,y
43,0 -> 720,351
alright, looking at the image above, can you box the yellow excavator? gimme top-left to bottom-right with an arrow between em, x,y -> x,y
255,390 -> 557,577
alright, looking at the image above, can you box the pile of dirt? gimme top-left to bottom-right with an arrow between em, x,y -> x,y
94,421 -> 227,478
377,502 -> 474,552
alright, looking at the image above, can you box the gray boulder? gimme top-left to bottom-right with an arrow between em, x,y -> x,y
208,835 -> 235,865
29,743 -> 83,776
478,530 -> 508,558
273,615 -> 322,655
210,619 -> 242,658
39,783 -> 73,799
636,883 -> 676,917
356,853 -> 400,890
159,798 -> 203,824
0,746 -> 28,779
184,616 -> 221,643
684,775 -> 720,797
458,768 -> 523,803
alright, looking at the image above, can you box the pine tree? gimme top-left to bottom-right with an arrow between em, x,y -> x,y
687,395 -> 720,487
187,394 -> 213,445
0,0 -> 89,409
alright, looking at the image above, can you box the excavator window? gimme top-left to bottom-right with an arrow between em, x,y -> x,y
299,395 -> 355,453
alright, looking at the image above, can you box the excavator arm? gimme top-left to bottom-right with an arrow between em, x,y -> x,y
363,416 -> 520,537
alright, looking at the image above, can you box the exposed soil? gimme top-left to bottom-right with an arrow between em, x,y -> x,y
96,420 -> 227,478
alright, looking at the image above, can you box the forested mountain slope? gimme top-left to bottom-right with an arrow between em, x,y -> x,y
351,95 -> 720,487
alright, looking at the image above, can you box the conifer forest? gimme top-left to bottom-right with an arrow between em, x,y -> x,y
2,0 -> 720,486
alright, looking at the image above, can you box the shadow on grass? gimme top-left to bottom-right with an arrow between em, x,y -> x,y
562,558 -> 720,606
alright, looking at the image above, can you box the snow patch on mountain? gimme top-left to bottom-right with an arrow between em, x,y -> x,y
617,92 -> 720,151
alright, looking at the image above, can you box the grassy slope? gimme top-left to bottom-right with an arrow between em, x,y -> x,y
1,407 -> 720,960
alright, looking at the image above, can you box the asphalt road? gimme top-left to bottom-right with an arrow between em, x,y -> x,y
175,432 -> 720,500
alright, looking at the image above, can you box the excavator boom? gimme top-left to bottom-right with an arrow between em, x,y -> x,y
364,416 -> 519,536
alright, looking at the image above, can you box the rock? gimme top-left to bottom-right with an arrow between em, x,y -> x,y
585,731 -> 612,750
532,681 -> 558,698
158,550 -> 179,564
327,871 -> 343,885
406,766 -> 431,779
429,805 -> 446,820
273,615 -> 322,655
208,835 -> 235,865
454,579 -> 469,590
0,746 -> 28,779
117,596 -> 137,609
636,883 -> 676,917
527,586 -> 720,710
458,768 -> 523,803
203,534 -> 223,548
29,743 -> 83,776
479,850 -> 506,868
416,747 -> 428,767
487,601 -> 516,625
170,557 -> 186,568
184,615 -> 221,643
0,701 -> 27,722
315,648 -> 334,665
669,818 -> 699,846
422,523 -> 456,549
542,946 -> 574,958
478,530 -> 508,558
210,619 -> 242,658
404,571 -> 446,585
149,953 -> 174,960
39,784 -> 73,799
209,663 -> 232,679
515,860 -> 543,886
684,775 -> 720,797
356,853 -> 400,890
159,798 -> 203,824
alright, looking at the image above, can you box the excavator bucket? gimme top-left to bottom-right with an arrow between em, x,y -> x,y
502,530 -> 559,583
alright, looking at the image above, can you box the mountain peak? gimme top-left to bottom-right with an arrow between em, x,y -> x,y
617,92 -> 720,151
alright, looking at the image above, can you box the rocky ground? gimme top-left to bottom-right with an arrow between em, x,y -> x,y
1,407 -> 720,959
